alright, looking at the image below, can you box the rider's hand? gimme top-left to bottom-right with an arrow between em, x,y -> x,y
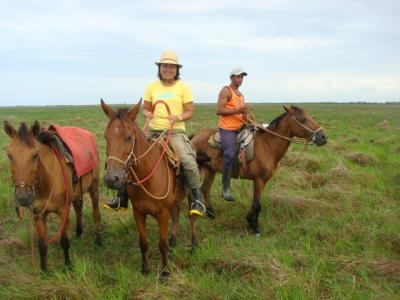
168,114 -> 180,124
144,110 -> 153,121
237,104 -> 250,114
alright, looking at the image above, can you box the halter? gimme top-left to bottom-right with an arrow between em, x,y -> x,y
290,115 -> 323,142
247,113 -> 323,145
105,100 -> 174,199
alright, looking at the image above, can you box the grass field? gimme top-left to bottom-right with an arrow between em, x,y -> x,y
0,103 -> 399,299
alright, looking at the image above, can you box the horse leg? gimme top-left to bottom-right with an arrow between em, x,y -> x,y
89,183 -> 102,246
158,208 -> 170,278
202,168 -> 216,219
72,198 -> 83,238
60,225 -> 71,269
38,217 -> 48,273
246,179 -> 266,235
133,209 -> 149,275
185,196 -> 199,251
169,204 -> 180,248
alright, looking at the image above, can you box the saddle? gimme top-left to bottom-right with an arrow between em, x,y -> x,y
38,125 -> 99,183
37,129 -> 78,182
208,126 -> 256,174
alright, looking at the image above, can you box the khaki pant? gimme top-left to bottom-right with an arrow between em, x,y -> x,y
148,129 -> 201,189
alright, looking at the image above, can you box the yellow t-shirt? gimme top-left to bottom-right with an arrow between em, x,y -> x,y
144,80 -> 193,131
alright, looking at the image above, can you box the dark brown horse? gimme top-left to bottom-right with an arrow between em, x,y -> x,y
4,121 -> 102,272
191,105 -> 327,234
101,99 -> 198,277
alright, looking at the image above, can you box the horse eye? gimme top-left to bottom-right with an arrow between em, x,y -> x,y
299,117 -> 307,124
32,152 -> 39,160
125,136 -> 132,142
7,153 -> 13,161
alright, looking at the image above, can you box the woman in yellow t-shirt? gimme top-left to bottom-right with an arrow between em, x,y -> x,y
104,51 -> 205,216
141,51 -> 205,216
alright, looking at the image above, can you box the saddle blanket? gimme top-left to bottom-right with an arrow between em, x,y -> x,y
48,125 -> 99,178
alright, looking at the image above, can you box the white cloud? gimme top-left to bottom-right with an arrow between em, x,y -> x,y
0,0 -> 399,105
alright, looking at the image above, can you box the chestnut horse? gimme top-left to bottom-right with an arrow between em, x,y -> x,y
101,99 -> 198,277
191,105 -> 328,234
4,121 -> 102,272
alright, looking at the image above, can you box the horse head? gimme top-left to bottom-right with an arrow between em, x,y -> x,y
4,121 -> 41,207
282,105 -> 327,146
101,99 -> 142,190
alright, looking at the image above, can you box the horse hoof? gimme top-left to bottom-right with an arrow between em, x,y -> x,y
40,268 -> 50,277
160,270 -> 170,280
206,207 -> 216,219
64,262 -> 73,272
95,235 -> 103,247
141,267 -> 150,276
169,236 -> 177,248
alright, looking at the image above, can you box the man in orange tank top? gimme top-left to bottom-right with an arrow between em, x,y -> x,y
216,68 -> 250,201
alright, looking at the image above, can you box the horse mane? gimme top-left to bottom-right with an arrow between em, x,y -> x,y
267,112 -> 288,130
17,123 -> 34,147
267,106 -> 304,130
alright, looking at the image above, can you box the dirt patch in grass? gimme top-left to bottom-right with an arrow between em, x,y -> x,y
376,120 -> 390,129
327,142 -> 346,153
370,257 -> 400,280
293,157 -> 321,173
309,174 -> 328,188
346,152 -> 376,166
270,194 -> 340,215
330,161 -> 352,180
0,238 -> 27,250
208,255 -> 264,277
359,172 -> 375,184
344,137 -> 359,143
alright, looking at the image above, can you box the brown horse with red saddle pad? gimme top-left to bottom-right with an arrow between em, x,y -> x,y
4,121 -> 102,272
101,99 -> 199,278
191,105 -> 328,234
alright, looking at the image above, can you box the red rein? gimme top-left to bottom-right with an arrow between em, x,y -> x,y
36,147 -> 70,243
130,100 -> 173,185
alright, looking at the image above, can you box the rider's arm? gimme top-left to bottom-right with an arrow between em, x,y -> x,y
216,87 -> 244,116
142,100 -> 153,120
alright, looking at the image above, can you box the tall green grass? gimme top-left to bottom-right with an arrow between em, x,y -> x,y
0,103 -> 399,299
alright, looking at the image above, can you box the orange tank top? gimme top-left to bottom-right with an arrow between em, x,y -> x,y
218,86 -> 245,130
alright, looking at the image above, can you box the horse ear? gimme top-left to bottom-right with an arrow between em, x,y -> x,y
101,99 -> 116,119
4,121 -> 17,138
30,121 -> 41,137
127,98 -> 143,121
283,105 -> 295,114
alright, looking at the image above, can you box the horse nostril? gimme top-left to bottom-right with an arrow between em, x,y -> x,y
114,176 -> 119,182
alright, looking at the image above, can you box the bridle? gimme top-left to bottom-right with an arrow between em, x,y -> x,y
105,100 -> 174,199
290,115 -> 323,143
247,113 -> 323,145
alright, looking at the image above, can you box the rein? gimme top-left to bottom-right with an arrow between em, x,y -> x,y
246,114 -> 322,145
17,146 -> 70,244
106,100 -> 174,199
35,146 -> 70,243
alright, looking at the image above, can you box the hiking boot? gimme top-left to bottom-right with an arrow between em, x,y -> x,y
189,188 -> 205,216
221,163 -> 234,201
103,188 -> 129,211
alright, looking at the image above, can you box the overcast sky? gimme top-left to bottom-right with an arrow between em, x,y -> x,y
1,0 -> 399,106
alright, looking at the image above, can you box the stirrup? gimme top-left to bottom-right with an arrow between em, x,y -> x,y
103,197 -> 127,212
189,200 -> 206,216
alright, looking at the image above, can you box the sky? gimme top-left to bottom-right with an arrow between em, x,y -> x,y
0,0 -> 399,106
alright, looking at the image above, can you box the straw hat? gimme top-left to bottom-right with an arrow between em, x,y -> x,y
155,50 -> 182,68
